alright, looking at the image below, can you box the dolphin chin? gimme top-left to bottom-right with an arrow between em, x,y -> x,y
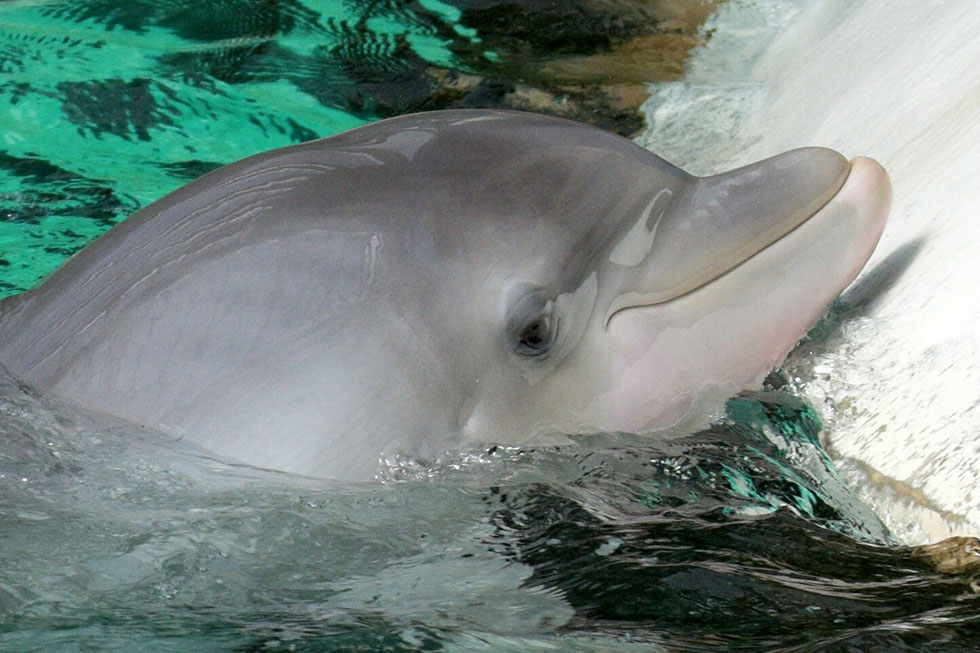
0,110 -> 891,480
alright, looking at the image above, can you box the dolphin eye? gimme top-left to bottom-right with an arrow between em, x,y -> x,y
515,313 -> 555,356
507,288 -> 557,357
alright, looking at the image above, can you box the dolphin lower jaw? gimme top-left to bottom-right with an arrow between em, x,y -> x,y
599,157 -> 891,435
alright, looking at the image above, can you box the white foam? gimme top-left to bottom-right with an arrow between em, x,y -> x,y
639,0 -> 980,544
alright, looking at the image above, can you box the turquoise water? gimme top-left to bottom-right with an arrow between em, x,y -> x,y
0,0 -> 482,296
3,1 -> 980,649
0,0 -> 663,297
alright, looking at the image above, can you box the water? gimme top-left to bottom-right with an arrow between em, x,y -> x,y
6,365 -> 980,650
3,0 -> 980,649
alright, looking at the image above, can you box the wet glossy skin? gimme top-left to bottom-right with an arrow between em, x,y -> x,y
0,110 -> 890,480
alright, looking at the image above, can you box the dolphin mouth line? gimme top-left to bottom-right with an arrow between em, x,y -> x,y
605,159 -> 878,328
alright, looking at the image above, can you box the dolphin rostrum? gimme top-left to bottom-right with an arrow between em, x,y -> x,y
0,110 -> 891,480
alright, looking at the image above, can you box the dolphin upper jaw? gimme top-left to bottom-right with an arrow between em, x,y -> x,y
603,150 -> 888,326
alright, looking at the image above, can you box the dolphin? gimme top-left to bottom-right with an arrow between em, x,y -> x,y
0,110 -> 891,480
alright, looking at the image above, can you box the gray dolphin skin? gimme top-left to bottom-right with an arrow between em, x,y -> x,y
0,110 -> 891,480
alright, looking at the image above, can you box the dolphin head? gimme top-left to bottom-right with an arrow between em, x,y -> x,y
416,113 -> 891,444
0,110 -> 890,479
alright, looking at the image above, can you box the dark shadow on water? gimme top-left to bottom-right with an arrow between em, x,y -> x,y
468,391 -> 980,650
791,238 -> 926,352
841,237 -> 926,312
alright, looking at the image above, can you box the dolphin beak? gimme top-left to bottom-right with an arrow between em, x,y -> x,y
606,147 -> 889,321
